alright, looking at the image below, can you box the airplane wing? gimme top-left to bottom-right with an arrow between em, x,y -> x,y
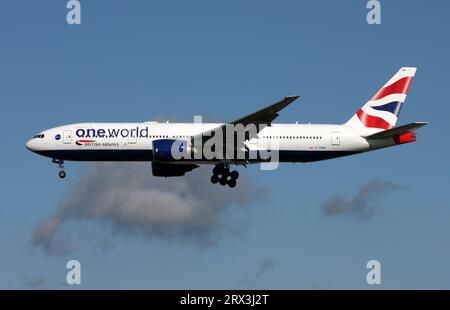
230,95 -> 300,127
191,95 -> 300,148
366,122 -> 429,140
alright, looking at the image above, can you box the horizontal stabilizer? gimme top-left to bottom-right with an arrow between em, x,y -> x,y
366,122 -> 429,140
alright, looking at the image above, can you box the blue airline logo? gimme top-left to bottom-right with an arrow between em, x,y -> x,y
75,127 -> 149,139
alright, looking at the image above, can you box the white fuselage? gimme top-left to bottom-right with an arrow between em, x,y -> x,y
26,122 -> 394,164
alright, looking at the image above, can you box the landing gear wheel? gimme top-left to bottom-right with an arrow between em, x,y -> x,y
211,165 -> 238,187
219,177 -> 228,186
53,159 -> 66,179
228,179 -> 236,188
213,166 -> 221,175
211,174 -> 219,184
222,168 -> 230,177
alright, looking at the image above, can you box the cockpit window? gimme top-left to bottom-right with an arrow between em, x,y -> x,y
33,134 -> 45,139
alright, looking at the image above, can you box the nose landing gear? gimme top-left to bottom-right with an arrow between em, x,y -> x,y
211,164 -> 239,188
52,159 -> 66,179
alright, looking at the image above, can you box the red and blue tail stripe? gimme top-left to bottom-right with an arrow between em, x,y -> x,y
371,101 -> 403,116
371,76 -> 413,101
356,109 -> 393,129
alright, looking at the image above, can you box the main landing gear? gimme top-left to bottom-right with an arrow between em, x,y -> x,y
210,164 -> 239,188
52,159 -> 66,179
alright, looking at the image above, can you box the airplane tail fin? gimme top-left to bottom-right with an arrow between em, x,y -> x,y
344,67 -> 417,129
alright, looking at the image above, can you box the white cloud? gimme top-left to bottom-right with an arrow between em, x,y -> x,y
32,163 -> 266,255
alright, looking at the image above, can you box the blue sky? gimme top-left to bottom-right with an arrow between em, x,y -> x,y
1,0 -> 449,289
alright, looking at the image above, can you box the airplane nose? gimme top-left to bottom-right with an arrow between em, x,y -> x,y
26,139 -> 36,152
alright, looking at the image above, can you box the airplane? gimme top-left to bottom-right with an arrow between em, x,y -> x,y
26,67 -> 428,188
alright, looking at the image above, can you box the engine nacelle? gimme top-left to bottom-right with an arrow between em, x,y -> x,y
151,162 -> 198,177
152,139 -> 192,162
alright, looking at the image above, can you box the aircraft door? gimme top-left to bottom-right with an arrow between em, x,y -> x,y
331,132 -> 340,146
63,130 -> 72,144
128,133 -> 137,144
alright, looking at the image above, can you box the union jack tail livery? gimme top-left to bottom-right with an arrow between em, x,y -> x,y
345,67 -> 417,130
